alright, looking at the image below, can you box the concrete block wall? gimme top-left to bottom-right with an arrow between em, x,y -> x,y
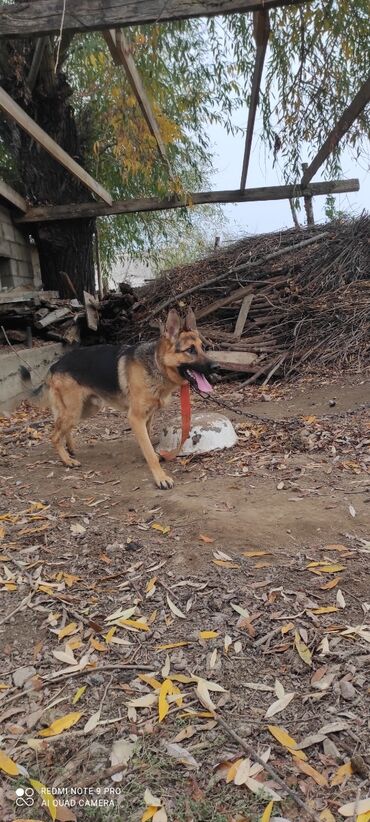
0,205 -> 41,291
0,342 -> 63,411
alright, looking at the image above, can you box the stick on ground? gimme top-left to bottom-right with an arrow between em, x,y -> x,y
215,713 -> 322,822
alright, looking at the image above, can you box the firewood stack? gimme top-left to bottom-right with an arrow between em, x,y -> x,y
121,214 -> 370,380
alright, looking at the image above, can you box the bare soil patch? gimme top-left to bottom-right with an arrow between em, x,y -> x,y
0,372 -> 369,822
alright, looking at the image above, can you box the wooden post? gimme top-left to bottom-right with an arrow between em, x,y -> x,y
95,225 -> 103,299
240,9 -> 270,190
302,163 -> 314,225
289,198 -> 300,228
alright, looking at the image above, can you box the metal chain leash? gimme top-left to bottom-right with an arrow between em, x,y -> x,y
195,387 -> 370,427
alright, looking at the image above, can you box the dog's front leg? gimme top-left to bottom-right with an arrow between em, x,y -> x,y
128,412 -> 174,489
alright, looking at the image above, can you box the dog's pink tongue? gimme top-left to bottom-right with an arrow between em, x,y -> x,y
189,370 -> 213,394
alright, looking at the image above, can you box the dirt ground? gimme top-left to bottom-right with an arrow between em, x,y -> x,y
0,371 -> 369,822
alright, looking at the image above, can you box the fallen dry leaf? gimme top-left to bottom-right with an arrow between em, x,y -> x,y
294,631 -> 312,666
164,741 -> 199,769
166,594 -> 186,619
265,692 -> 295,719
39,712 -> 82,737
267,725 -> 307,761
331,760 -> 353,786
295,758 -> 328,786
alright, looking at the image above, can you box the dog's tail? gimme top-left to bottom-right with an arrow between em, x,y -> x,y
20,366 -> 49,408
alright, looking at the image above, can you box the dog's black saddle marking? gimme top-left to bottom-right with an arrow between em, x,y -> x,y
51,345 -> 121,394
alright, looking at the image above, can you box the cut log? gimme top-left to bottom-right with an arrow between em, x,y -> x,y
207,350 -> 259,371
34,306 -> 72,328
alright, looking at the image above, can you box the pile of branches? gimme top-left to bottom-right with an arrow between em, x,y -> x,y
125,214 -> 370,380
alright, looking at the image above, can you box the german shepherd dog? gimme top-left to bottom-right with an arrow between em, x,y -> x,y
20,309 -> 216,489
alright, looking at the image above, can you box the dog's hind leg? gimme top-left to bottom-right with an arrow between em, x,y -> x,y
49,379 -> 83,468
65,430 -> 76,457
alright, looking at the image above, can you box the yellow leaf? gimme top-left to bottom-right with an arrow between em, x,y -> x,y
242,550 -> 271,557
226,758 -> 243,783
267,726 -> 307,760
357,813 -> 370,822
58,622 -> 78,640
212,560 -> 239,569
155,641 -> 190,651
142,808 -> 157,822
4,582 -> 16,591
319,564 -> 346,573
295,758 -> 328,786
0,683 -> 10,689
321,577 -> 341,590
312,606 -> 338,614
67,638 -> 82,651
104,627 -> 116,643
199,630 -> 219,640
37,584 -> 54,595
119,618 -> 149,632
281,622 -> 295,635
0,525 -> 5,539
72,686 -> 87,705
39,711 -> 82,737
0,750 -> 19,775
159,679 -> 173,722
320,810 -> 336,822
90,638 -> 107,652
170,683 -> 183,707
146,576 -> 157,593
294,631 -> 312,666
199,534 -> 214,543
260,801 -> 274,822
139,674 -> 162,690
168,674 -> 193,684
331,760 -> 353,786
151,522 -> 170,534
29,779 -> 56,820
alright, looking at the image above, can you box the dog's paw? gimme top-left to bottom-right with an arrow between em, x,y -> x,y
155,471 -> 174,490
63,458 -> 81,469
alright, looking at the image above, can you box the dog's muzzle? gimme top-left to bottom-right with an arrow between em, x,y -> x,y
178,360 -> 218,396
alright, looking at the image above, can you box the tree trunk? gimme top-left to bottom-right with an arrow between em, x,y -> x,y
0,32 -> 96,299
34,218 -> 96,297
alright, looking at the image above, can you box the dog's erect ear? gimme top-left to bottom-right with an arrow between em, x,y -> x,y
164,309 -> 181,341
184,308 -> 197,332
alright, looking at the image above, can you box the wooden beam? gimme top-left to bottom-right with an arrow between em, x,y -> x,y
0,0 -> 313,39
16,178 -> 359,224
0,179 -> 27,212
301,75 -> 370,186
103,30 -> 169,163
0,86 -> 112,205
240,10 -> 270,190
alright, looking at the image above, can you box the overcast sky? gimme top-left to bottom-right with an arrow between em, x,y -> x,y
207,107 -> 370,238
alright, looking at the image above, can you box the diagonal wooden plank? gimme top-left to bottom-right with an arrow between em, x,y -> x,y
234,293 -> 254,337
103,29 -> 169,163
0,1 -> 312,39
15,179 -> 360,224
0,86 -> 112,205
240,10 -> 270,190
0,179 -> 27,212
301,75 -> 370,186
